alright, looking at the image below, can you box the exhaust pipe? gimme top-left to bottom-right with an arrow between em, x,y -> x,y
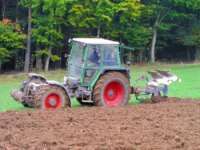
11,90 -> 24,102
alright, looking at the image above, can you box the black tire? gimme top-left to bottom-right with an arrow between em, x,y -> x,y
93,72 -> 130,107
39,86 -> 71,109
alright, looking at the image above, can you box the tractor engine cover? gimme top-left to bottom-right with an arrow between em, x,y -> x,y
13,81 -> 50,107
11,73 -> 71,109
11,73 -> 51,107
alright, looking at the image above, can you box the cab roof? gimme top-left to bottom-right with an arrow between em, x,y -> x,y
72,38 -> 119,45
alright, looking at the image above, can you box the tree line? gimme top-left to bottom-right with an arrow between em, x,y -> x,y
0,0 -> 200,72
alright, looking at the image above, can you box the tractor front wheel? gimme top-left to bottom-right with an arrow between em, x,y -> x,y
40,86 -> 70,110
93,72 -> 130,107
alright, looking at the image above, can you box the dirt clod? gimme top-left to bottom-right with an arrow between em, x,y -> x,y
0,99 -> 200,149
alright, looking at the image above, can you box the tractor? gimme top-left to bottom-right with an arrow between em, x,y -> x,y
11,38 -> 180,109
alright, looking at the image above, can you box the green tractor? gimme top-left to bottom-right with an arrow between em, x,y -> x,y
11,38 -> 180,109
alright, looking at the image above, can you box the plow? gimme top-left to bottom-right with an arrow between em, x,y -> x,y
11,38 -> 180,109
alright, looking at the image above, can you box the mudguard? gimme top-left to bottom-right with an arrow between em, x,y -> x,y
28,73 -> 47,82
47,80 -> 71,102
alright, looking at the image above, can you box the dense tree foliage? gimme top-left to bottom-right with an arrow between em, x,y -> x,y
0,19 -> 25,70
0,0 -> 199,72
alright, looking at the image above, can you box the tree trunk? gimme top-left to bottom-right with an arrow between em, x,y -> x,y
15,0 -> 19,23
24,7 -> 32,72
139,50 -> 143,63
36,57 -> 42,71
2,0 -> 6,19
0,61 -> 2,72
186,49 -> 191,62
30,54 -> 34,71
131,51 -> 133,64
97,25 -> 101,38
195,49 -> 200,61
44,47 -> 52,72
150,27 -> 157,63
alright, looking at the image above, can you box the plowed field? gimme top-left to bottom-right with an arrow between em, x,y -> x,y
0,99 -> 200,150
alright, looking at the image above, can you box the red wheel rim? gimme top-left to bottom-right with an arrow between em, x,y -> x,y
103,81 -> 125,107
44,93 -> 62,109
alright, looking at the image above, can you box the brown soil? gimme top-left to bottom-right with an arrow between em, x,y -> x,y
0,99 -> 200,150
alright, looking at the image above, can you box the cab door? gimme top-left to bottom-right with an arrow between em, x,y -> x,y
68,42 -> 85,80
82,45 -> 101,86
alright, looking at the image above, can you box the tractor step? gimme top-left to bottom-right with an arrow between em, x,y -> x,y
81,99 -> 93,103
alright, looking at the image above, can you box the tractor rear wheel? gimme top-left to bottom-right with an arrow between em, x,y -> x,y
40,86 -> 70,110
93,72 -> 130,107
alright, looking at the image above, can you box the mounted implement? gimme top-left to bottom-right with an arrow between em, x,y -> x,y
11,38 -> 180,109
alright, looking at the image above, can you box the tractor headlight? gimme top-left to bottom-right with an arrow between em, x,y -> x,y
31,84 -> 37,91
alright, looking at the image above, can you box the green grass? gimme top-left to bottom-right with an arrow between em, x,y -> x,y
0,63 -> 199,112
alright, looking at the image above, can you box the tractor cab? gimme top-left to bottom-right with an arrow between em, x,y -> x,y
66,38 -> 126,90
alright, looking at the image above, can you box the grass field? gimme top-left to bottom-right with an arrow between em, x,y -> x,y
0,63 -> 199,112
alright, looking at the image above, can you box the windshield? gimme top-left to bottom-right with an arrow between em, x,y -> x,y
87,45 -> 101,66
86,44 -> 119,67
68,42 -> 85,78
102,45 -> 118,66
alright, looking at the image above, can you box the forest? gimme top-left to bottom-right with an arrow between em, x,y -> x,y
0,0 -> 200,72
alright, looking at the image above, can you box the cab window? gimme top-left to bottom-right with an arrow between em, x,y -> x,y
103,45 -> 118,66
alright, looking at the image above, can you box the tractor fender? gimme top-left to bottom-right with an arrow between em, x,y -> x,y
47,80 -> 71,102
90,68 -> 130,90
100,68 -> 130,79
28,73 -> 47,82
